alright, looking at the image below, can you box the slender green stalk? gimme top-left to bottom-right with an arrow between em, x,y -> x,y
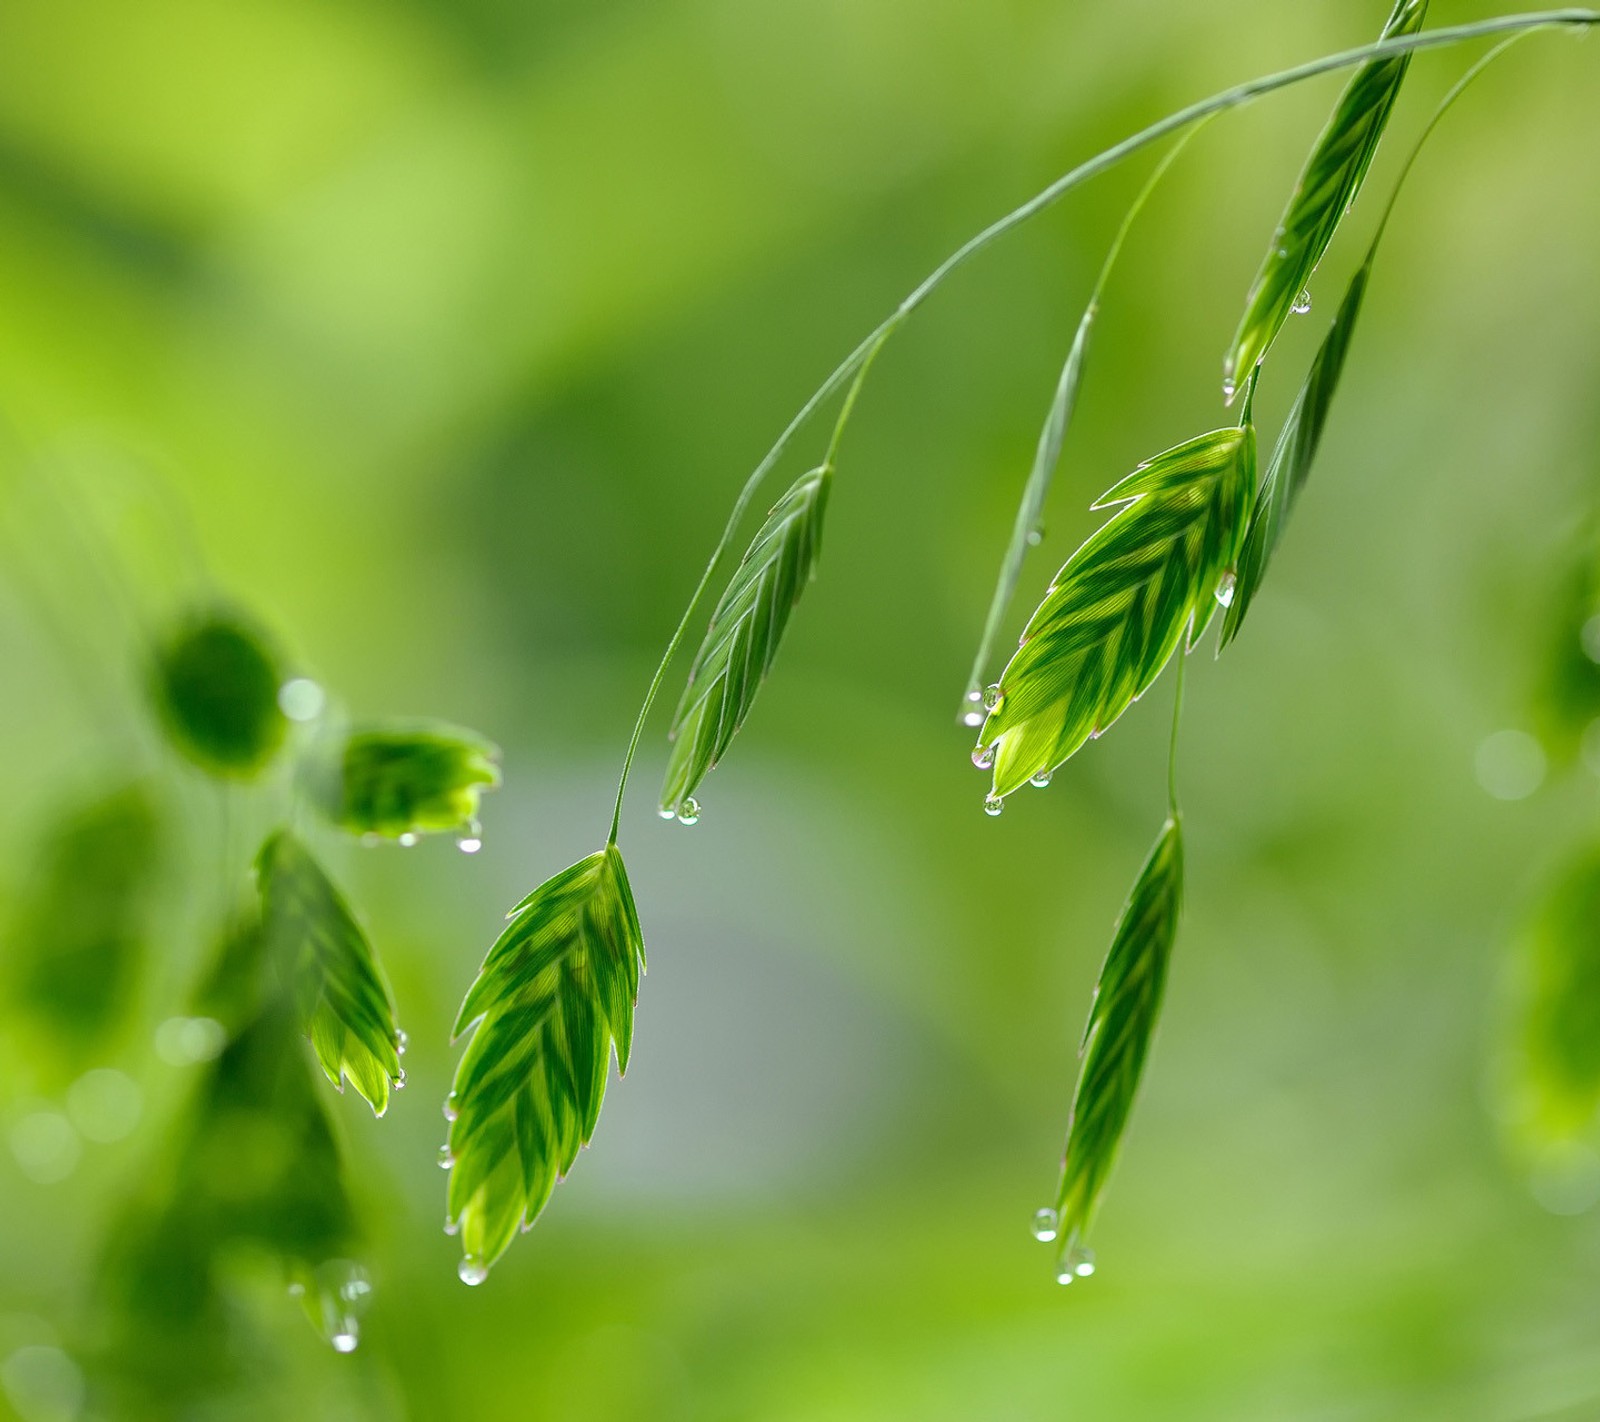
963,121 -> 1211,713
1167,645 -> 1186,819
606,9 -> 1598,839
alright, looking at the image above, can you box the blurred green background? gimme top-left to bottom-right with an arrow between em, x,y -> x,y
2,0 -> 1600,1417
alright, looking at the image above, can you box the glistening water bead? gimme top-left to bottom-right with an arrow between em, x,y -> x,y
458,1255 -> 489,1286
1030,1207 -> 1059,1242
437,1144 -> 454,1169
962,689 -> 984,728
1214,570 -> 1237,608
1029,769 -> 1052,789
1054,1244 -> 1096,1284
676,796 -> 700,826
971,744 -> 995,770
1292,289 -> 1313,314
983,793 -> 1004,817
982,684 -> 1003,713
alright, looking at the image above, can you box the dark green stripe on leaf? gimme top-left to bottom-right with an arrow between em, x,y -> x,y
1055,817 -> 1183,1266
446,844 -> 644,1279
1223,0 -> 1426,395
150,611 -> 287,778
978,427 -> 1253,797
662,466 -> 830,817
307,722 -> 500,840
256,830 -> 402,1116
1220,261 -> 1369,648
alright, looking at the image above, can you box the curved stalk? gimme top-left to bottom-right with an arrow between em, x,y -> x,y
605,9 -> 1599,840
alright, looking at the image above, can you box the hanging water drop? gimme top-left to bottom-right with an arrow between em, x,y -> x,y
442,1093 -> 459,1122
1063,1243 -> 1096,1278
657,807 -> 676,821
1054,1260 -> 1077,1286
458,1255 -> 489,1286
330,1323 -> 359,1354
1222,377 -> 1237,404
677,796 -> 700,826
983,793 -> 1004,817
971,744 -> 995,771
340,1275 -> 372,1305
982,684 -> 1003,713
438,1144 -> 454,1169
961,689 -> 985,729
457,820 -> 483,853
398,832 -> 419,848
395,1029 -> 408,1056
1292,289 -> 1312,314
1026,527 -> 1043,547
1214,570 -> 1237,608
393,1070 -> 407,1091
444,1217 -> 460,1236
1029,769 -> 1053,789
962,711 -> 984,728
1030,1207 -> 1059,1242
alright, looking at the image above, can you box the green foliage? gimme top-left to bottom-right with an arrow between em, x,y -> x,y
190,908 -> 269,1035
1221,264 -> 1369,648
1508,847 -> 1600,1145
661,466 -> 830,817
1223,0 -> 1427,395
446,845 -> 644,1279
256,830 -> 403,1116
148,611 -> 288,778
306,721 -> 500,841
5,783 -> 162,1083
977,428 -> 1254,798
95,1003 -> 358,1406
1054,818 -> 1183,1270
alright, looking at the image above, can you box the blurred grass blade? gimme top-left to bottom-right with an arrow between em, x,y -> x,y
95,1003 -> 359,1403
1506,847 -> 1600,1146
1220,264 -> 1369,648
6,783 -> 162,1086
977,427 -> 1254,798
962,128 -> 1204,718
1054,817 -> 1183,1272
149,609 -> 288,778
1223,0 -> 1427,397
307,721 -> 500,841
256,830 -> 403,1117
446,844 -> 644,1280
661,466 -> 830,818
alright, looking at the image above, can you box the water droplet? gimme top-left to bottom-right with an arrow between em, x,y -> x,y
1054,1262 -> 1077,1285
395,1030 -> 408,1056
442,1093 -> 459,1122
962,711 -> 984,728
1222,377 -> 1237,403
278,677 -> 327,722
331,1325 -> 359,1354
444,1217 -> 460,1236
1030,1207 -> 1059,1242
676,797 -> 700,826
964,689 -> 983,705
457,820 -> 483,853
1055,1242 -> 1096,1283
340,1276 -> 373,1305
971,744 -> 995,770
393,1070 -> 407,1091
1214,570 -> 1237,608
1026,527 -> 1043,547
983,793 -> 1004,817
398,832 -> 419,848
1292,289 -> 1312,314
438,1145 -> 455,1169
1029,769 -> 1053,789
657,807 -> 676,820
982,684 -> 1003,713
458,1255 -> 489,1286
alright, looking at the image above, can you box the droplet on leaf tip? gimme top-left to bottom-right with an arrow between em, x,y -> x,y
1214,570 -> 1237,608
458,1255 -> 489,1286
437,1145 -> 454,1169
1029,770 -> 1052,789
676,797 -> 700,826
1030,1207 -> 1059,1242
982,684 -> 1003,713
983,793 -> 1004,818
398,832 -> 419,848
971,744 -> 995,771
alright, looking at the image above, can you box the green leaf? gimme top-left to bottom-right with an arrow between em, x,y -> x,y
1508,847 -> 1600,1146
446,844 -> 644,1279
977,427 -> 1254,798
149,610 -> 288,778
1223,0 -> 1427,395
662,466 -> 830,817
306,721 -> 500,841
1220,261 -> 1370,649
256,830 -> 403,1116
6,782 -> 162,1084
1054,817 -> 1183,1273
